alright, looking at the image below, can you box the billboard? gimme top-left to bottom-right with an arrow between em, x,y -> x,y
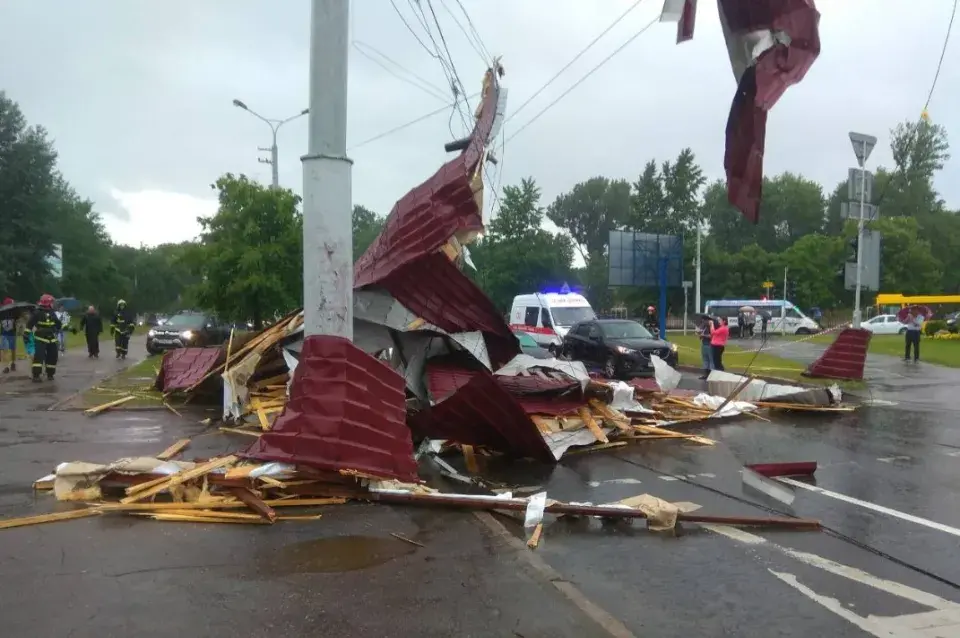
608,231 -> 683,287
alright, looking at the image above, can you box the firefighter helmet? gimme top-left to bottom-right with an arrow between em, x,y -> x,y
647,306 -> 655,313
38,294 -> 55,308
117,299 -> 127,308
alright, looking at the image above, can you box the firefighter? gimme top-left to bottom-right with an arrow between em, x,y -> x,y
643,305 -> 660,338
111,299 -> 134,359
25,294 -> 62,382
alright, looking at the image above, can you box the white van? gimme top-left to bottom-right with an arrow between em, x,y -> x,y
704,299 -> 820,335
509,290 -> 597,350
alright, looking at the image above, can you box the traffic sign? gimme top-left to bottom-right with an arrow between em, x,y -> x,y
849,132 -> 877,168
682,280 -> 692,289
840,202 -> 879,221
847,168 -> 874,201
762,281 -> 774,288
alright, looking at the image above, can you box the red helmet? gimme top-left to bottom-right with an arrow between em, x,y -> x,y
38,294 -> 55,308
2,297 -> 12,306
647,306 -> 655,312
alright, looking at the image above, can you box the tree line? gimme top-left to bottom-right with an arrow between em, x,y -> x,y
3,88 -> 956,325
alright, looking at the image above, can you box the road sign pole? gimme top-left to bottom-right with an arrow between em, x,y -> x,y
658,257 -> 668,341
682,280 -> 692,336
848,132 -> 877,329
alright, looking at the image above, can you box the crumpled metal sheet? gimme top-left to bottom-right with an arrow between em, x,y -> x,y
154,347 -> 224,392
243,335 -> 419,482
408,369 -> 555,463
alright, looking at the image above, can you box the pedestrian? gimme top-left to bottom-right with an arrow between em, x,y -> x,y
79,305 -> 103,358
111,299 -> 134,359
760,311 -> 769,338
737,310 -> 746,338
710,317 -> 729,372
643,305 -> 659,338
904,308 -> 925,362
1,296 -> 17,374
697,315 -> 714,380
25,294 -> 62,382
55,303 -> 70,353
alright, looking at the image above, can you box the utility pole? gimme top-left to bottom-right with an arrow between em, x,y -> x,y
694,220 -> 702,316
232,99 -> 309,188
848,132 -> 877,328
302,0 -> 352,338
781,266 -> 787,336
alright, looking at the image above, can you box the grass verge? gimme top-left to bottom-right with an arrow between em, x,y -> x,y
668,334 -> 863,388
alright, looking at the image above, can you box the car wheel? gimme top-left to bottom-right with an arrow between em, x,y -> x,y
898,328 -> 907,335
604,356 -> 619,379
795,328 -> 812,335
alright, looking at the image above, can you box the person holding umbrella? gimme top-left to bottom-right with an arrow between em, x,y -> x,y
900,305 -> 929,363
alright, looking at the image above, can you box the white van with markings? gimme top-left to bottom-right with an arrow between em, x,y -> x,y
704,299 -> 820,335
509,289 -> 597,351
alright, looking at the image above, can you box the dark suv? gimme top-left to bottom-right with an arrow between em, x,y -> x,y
146,311 -> 230,355
561,319 -> 678,379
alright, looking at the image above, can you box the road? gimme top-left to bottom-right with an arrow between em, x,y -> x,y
2,337 -> 960,636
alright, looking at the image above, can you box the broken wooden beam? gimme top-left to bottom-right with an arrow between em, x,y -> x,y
0,508 -> 101,530
227,486 -> 277,522
83,395 -> 135,416
156,438 -> 191,461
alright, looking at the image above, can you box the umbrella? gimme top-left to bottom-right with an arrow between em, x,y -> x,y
0,301 -> 36,319
897,305 -> 933,323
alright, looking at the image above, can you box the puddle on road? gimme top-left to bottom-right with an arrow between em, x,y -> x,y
265,535 -> 417,575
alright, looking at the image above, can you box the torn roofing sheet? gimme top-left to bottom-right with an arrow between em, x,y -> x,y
243,335 -> 419,482
352,64 -> 518,370
408,369 -> 555,463
154,347 -> 224,392
661,0 -> 820,222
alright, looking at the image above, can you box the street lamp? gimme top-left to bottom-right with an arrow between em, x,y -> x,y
231,99 -> 309,188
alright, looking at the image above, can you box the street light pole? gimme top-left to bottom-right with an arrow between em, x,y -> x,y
231,99 -> 308,188
852,139 -> 868,328
302,0 -> 352,339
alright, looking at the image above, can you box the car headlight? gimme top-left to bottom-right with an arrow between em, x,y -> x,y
181,330 -> 194,340
670,343 -> 678,352
147,329 -> 156,337
614,345 -> 635,354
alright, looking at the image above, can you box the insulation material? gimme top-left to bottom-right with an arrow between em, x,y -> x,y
690,393 -> 758,418
542,426 -> 616,461
53,457 -> 195,501
243,335 -> 419,482
651,354 -> 682,393
524,492 -> 547,529
609,381 -> 653,413
617,494 -> 680,532
706,371 -> 833,406
222,352 -> 262,421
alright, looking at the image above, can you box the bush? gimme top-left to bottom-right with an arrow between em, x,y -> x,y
924,320 -> 947,336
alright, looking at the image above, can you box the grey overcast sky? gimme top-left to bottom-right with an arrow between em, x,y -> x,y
0,0 -> 957,247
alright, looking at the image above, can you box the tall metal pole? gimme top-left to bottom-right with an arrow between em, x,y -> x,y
694,221 -> 702,315
302,0 -> 353,339
780,266 -> 787,336
270,130 -> 280,189
852,140 -> 868,328
232,99 -> 307,189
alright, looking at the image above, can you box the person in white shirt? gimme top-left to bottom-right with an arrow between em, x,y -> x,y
55,307 -> 70,353
904,309 -> 925,362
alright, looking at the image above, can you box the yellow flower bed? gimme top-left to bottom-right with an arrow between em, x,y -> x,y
931,331 -> 960,340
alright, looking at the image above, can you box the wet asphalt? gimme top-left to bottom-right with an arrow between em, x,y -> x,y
2,337 -> 960,636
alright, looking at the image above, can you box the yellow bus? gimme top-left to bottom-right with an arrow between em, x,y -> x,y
874,293 -> 960,317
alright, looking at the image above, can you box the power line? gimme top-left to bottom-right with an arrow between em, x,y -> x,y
389,0 -> 438,59
348,93 -> 481,151
440,0 -> 490,64
452,0 -> 493,61
352,41 -> 450,102
924,0 -> 958,111
506,15 -> 659,144
508,0 -> 645,123
423,0 -> 474,120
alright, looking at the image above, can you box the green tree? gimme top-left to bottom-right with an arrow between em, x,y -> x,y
353,204 -> 384,260
184,174 -> 302,329
472,178 -> 574,311
0,92 -> 59,299
868,217 -> 943,295
547,177 -> 631,308
780,233 -> 845,309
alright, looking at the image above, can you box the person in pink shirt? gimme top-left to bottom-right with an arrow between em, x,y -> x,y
710,317 -> 729,371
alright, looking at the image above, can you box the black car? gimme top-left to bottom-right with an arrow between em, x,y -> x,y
146,311 -> 230,354
561,319 -> 678,378
513,330 -> 552,359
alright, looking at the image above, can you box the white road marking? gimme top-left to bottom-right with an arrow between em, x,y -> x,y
658,476 -> 680,481
704,524 -> 960,637
779,478 -> 960,539
587,478 -> 643,488
878,456 -> 911,463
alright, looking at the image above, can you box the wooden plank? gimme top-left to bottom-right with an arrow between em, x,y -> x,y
227,486 -> 277,522
588,399 -> 631,431
218,427 -> 262,438
565,441 -> 628,455
462,445 -> 479,474
96,497 -> 347,512
121,456 -> 238,504
531,415 -> 555,434
83,395 -> 135,416
0,508 -> 100,530
156,438 -> 191,461
256,408 -> 271,431
146,514 -> 269,525
632,424 -> 715,446
162,402 -> 183,418
577,407 -> 609,444
526,522 -> 543,549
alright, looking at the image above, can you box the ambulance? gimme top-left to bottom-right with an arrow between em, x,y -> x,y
509,287 -> 597,352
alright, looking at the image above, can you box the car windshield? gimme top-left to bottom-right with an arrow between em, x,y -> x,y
550,306 -> 596,326
601,321 -> 653,340
514,332 -> 538,348
165,313 -> 205,328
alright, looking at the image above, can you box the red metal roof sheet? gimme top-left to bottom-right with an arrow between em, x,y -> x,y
243,335 -> 419,482
154,347 -> 224,392
409,369 -> 555,463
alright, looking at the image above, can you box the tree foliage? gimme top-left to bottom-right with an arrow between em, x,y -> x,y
183,174 -> 303,328
352,204 -> 385,260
